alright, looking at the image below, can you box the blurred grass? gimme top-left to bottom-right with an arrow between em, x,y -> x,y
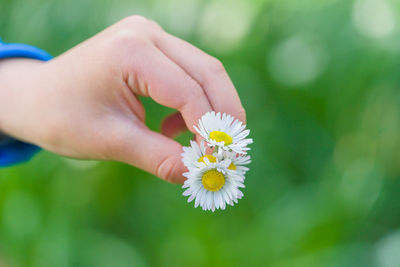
1,0 -> 400,266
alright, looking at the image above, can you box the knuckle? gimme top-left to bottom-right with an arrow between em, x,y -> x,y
146,19 -> 162,31
122,15 -> 162,31
208,57 -> 225,74
112,16 -> 162,46
112,29 -> 150,50
203,57 -> 227,83
122,15 -> 149,25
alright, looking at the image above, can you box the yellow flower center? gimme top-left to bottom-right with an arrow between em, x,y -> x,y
202,169 -> 225,192
209,131 -> 232,145
228,162 -> 236,170
198,155 -> 217,163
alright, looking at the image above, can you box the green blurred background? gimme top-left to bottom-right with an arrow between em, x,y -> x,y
1,0 -> 400,266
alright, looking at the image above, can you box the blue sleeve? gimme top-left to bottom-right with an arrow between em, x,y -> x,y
0,38 -> 53,167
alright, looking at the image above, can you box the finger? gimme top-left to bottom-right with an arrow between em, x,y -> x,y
153,32 -> 246,123
161,112 -> 187,138
125,44 -> 213,132
111,123 -> 187,184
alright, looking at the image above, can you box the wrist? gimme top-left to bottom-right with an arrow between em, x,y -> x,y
0,59 -> 47,143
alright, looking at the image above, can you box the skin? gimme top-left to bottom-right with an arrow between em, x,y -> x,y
0,16 -> 246,184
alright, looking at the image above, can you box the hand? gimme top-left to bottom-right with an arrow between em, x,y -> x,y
0,16 -> 246,183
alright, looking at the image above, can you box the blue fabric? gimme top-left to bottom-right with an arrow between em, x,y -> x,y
0,38 -> 52,167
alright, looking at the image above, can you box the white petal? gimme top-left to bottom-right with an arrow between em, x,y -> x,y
183,188 -> 192,196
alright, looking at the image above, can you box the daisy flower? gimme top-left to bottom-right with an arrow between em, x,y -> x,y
181,140 -> 218,170
181,111 -> 252,211
194,111 -> 253,154
182,159 -> 245,212
220,151 -> 251,177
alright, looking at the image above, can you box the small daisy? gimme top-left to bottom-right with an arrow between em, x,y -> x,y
194,112 -> 253,154
182,159 -> 245,211
220,151 -> 251,176
181,140 -> 218,169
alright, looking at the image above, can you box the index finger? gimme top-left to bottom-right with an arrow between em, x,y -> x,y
124,42 -> 213,133
153,32 -> 247,124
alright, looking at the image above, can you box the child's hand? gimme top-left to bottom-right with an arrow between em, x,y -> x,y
0,16 -> 246,183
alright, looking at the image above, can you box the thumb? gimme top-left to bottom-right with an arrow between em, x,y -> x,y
110,125 -> 187,184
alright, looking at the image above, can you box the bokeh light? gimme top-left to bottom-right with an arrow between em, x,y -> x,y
352,0 -> 396,39
268,34 -> 329,86
375,230 -> 400,267
198,0 -> 255,53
